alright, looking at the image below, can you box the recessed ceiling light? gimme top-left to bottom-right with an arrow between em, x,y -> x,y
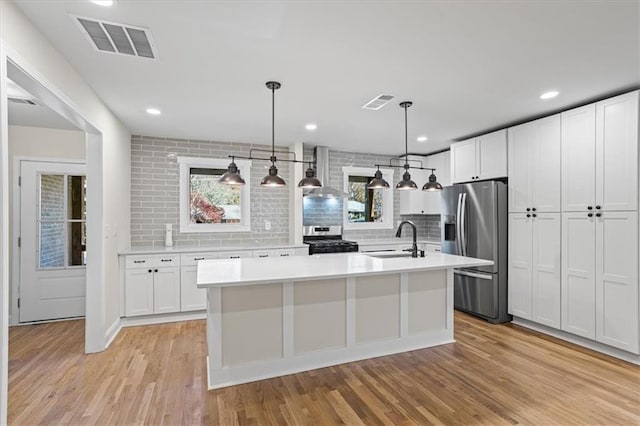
540,90 -> 559,100
417,136 -> 428,142
91,0 -> 116,6
305,123 -> 317,131
146,107 -> 161,115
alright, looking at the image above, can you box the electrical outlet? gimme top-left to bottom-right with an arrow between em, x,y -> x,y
264,220 -> 271,231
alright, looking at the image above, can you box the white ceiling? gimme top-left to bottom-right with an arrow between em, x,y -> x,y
7,78 -> 79,130
14,1 -> 640,156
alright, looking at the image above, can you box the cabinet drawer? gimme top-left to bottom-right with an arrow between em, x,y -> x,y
219,251 -> 251,259
125,255 -> 154,269
425,244 -> 442,253
253,250 -> 275,258
180,252 -> 218,266
276,249 -> 295,257
153,254 -> 180,267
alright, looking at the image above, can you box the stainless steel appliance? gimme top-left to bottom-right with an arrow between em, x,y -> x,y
441,180 -> 511,323
303,226 -> 359,254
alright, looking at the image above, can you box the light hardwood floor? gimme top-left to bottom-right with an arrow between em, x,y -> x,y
8,312 -> 640,425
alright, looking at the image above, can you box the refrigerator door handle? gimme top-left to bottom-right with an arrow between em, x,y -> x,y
454,269 -> 493,280
460,193 -> 467,257
456,193 -> 463,255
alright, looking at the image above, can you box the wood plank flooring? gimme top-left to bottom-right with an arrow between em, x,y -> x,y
8,312 -> 640,425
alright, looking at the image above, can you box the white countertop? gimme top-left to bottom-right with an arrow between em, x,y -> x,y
119,243 -> 308,256
197,252 -> 492,288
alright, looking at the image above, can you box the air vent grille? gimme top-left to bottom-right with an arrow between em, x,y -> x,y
9,98 -> 37,106
362,94 -> 395,110
75,16 -> 156,59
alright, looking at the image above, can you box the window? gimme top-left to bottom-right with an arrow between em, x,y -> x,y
342,166 -> 393,230
178,157 -> 251,232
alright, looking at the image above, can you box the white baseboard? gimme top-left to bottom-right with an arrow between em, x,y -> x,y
512,317 -> 640,366
104,317 -> 122,349
207,331 -> 454,390
121,311 -> 206,328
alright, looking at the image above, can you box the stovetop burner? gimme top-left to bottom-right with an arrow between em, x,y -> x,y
303,226 -> 359,254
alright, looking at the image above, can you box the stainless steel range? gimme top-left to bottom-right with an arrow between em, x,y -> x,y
303,226 -> 359,255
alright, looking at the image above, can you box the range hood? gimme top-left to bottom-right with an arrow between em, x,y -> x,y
305,146 -> 348,198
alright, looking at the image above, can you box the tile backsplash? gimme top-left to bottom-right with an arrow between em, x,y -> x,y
130,135 -> 290,248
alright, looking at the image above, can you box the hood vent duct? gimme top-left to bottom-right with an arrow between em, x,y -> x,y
305,146 -> 348,198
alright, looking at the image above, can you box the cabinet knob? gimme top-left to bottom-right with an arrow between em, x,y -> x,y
154,269 -> 158,273
148,269 -> 152,273
526,214 -> 531,218
532,207 -> 537,212
526,207 -> 531,212
532,214 -> 537,218
587,206 -> 593,210
588,213 -> 594,218
596,213 -> 602,218
595,205 -> 601,210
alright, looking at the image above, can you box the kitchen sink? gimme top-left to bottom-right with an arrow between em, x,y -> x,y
364,251 -> 415,259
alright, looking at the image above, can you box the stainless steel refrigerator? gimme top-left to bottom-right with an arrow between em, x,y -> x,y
441,180 -> 511,323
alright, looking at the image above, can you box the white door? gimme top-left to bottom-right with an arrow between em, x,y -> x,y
476,129 -> 507,180
562,104 -> 596,212
19,161 -> 86,322
508,123 -> 533,213
532,213 -> 561,329
595,211 -> 639,353
508,213 -> 532,319
532,115 -> 562,212
561,212 -> 596,339
596,91 -> 638,212
450,138 -> 477,183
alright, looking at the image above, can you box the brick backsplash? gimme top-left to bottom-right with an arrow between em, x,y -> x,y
302,145 -> 442,242
130,135 -> 290,248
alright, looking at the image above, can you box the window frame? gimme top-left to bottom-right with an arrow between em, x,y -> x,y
342,166 -> 394,230
178,156 -> 251,233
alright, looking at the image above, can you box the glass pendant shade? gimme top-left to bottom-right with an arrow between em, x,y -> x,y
297,165 -> 322,188
218,160 -> 246,185
422,171 -> 443,191
396,170 -> 418,190
367,168 -> 390,189
261,165 -> 286,187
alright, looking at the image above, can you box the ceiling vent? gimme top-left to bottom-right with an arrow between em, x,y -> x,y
73,16 -> 156,59
362,94 -> 394,110
8,98 -> 38,106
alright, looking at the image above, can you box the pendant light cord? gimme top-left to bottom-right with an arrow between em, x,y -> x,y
404,104 -> 408,163
271,85 -> 275,165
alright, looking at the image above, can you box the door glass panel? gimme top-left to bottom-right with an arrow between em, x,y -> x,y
67,175 -> 87,220
39,221 -> 65,268
68,222 -> 86,266
40,174 -> 65,220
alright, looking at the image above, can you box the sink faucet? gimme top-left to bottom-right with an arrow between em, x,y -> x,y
396,220 -> 421,258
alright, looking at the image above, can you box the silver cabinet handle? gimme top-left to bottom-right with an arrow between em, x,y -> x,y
454,269 -> 493,280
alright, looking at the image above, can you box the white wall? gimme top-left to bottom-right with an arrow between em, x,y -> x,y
8,125 -> 86,322
0,2 -> 132,423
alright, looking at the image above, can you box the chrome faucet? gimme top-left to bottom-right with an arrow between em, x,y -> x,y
395,220 -> 423,258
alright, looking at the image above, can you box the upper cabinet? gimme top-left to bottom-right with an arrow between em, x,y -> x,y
450,129 -> 507,184
562,91 -> 638,212
399,151 -> 450,215
508,114 -> 561,213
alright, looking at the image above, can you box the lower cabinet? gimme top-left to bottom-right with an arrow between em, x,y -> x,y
125,265 -> 180,316
180,266 -> 206,312
508,213 -> 561,328
562,211 -> 639,353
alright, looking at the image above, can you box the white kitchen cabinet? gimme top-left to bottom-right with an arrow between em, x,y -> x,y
562,211 -> 639,352
562,91 -> 638,212
180,252 -> 219,312
252,248 -> 299,258
450,129 -> 507,184
595,211 -> 638,353
509,213 -> 561,328
125,267 -> 154,317
125,254 -> 181,317
508,115 -> 561,213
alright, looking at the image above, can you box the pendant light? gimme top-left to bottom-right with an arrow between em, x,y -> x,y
396,101 -> 418,190
260,81 -> 286,187
422,169 -> 443,191
297,162 -> 322,188
367,165 -> 390,189
218,156 -> 246,185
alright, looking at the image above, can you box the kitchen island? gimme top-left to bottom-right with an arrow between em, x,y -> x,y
197,252 -> 492,389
